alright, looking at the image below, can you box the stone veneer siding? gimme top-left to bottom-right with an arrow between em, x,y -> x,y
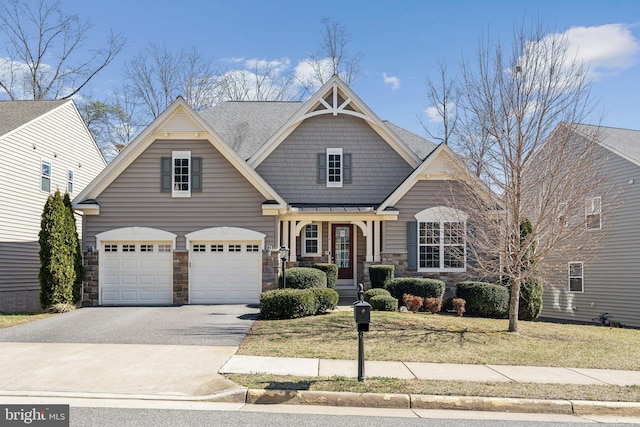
0,290 -> 42,313
82,251 -> 99,307
262,250 -> 281,292
173,251 -> 189,304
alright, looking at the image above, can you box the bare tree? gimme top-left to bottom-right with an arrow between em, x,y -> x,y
0,0 -> 124,100
422,60 -> 459,145
298,17 -> 362,93
215,59 -> 296,102
458,22 -> 604,332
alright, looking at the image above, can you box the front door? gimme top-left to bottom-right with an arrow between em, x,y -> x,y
332,224 -> 353,279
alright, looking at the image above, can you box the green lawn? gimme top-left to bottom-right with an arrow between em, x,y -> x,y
0,313 -> 52,329
231,310 -> 640,401
239,311 -> 640,370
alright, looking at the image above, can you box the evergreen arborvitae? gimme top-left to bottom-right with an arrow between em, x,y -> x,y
39,190 -> 76,307
63,193 -> 84,303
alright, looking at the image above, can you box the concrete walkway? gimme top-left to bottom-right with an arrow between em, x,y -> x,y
220,354 -> 640,386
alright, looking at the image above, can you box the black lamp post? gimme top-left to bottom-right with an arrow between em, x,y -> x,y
279,245 -> 289,288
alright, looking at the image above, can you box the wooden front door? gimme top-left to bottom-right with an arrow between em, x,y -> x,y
332,224 -> 353,279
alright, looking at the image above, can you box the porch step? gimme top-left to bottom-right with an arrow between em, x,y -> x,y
335,286 -> 357,299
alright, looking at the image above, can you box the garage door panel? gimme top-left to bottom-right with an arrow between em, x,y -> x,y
190,241 -> 261,304
101,242 -> 173,305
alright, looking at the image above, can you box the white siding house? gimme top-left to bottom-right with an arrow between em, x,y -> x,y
0,100 -> 106,312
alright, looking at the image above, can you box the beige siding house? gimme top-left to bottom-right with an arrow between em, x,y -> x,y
541,124 -> 640,328
73,76 -> 482,306
0,100 -> 106,312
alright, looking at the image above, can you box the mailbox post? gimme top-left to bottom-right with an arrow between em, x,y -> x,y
353,283 -> 371,382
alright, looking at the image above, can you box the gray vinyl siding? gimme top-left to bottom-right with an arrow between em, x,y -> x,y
0,101 -> 105,292
384,180 -> 467,252
541,151 -> 640,328
84,139 -> 276,250
256,115 -> 415,204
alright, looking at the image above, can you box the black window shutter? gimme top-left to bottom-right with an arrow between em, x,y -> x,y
343,153 -> 352,184
407,221 -> 418,271
192,157 -> 202,192
161,157 -> 171,192
317,153 -> 326,183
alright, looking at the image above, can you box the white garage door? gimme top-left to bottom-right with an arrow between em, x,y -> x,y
101,242 -> 173,305
190,242 -> 262,304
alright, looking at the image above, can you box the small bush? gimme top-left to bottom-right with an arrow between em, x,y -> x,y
519,277 -> 543,320
385,278 -> 446,303
369,294 -> 398,311
452,298 -> 466,316
312,264 -> 338,289
48,303 -> 76,313
425,297 -> 442,314
369,265 -> 395,288
442,297 -> 454,312
260,289 -> 316,319
402,293 -> 423,312
281,267 -> 327,289
364,288 -> 391,303
456,281 -> 509,318
312,288 -> 339,314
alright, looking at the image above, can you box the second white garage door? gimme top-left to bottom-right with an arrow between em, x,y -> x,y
189,242 -> 262,304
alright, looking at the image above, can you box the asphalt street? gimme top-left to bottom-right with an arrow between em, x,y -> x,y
0,305 -> 259,346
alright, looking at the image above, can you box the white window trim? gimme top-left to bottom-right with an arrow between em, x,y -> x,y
41,159 -> 52,193
172,150 -> 191,198
568,261 -> 584,293
326,148 -> 343,188
302,223 -> 322,256
585,196 -> 601,230
415,207 -> 468,273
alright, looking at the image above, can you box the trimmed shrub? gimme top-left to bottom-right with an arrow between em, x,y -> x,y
369,294 -> 398,311
312,288 -> 339,314
518,277 -> 543,320
442,297 -> 454,312
312,264 -> 338,289
260,289 -> 316,319
385,278 -> 446,303
452,298 -> 466,316
403,293 -> 423,312
364,288 -> 391,303
369,265 -> 394,288
425,297 -> 442,314
456,281 -> 509,318
281,267 -> 327,289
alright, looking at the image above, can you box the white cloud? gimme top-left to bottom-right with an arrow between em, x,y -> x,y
557,24 -> 639,78
424,106 -> 440,122
383,72 -> 401,90
294,58 -> 334,91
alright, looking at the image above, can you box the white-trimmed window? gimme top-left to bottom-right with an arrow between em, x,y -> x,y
122,244 -> 136,252
158,244 -> 172,253
172,151 -> 191,197
104,244 -> 118,252
140,244 -> 154,252
303,223 -> 321,256
211,244 -> 224,252
41,160 -> 51,192
67,170 -> 74,193
568,262 -> 584,293
586,197 -> 601,230
327,148 -> 342,188
415,207 -> 468,272
229,244 -> 241,252
193,244 -> 206,252
246,244 -> 259,252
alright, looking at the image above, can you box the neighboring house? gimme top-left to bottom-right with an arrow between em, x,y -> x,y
540,124 -> 640,328
73,76 -> 483,306
0,100 -> 107,312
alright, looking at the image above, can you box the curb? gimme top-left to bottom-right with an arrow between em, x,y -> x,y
247,389 -> 640,416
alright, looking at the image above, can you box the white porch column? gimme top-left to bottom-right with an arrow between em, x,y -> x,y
366,220 -> 373,262
282,220 -> 289,248
289,220 -> 297,262
374,220 -> 381,262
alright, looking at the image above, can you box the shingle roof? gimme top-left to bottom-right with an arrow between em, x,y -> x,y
199,101 -> 437,161
199,101 -> 303,160
0,100 -> 68,138
575,123 -> 640,165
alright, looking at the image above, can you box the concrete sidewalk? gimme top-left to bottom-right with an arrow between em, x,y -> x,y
220,354 -> 640,386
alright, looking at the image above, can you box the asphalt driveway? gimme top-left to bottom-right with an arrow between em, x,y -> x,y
0,305 -> 259,346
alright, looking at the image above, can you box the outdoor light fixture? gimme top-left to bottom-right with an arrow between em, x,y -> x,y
279,245 -> 289,288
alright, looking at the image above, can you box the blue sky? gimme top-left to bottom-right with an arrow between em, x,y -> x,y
37,0 -> 640,136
